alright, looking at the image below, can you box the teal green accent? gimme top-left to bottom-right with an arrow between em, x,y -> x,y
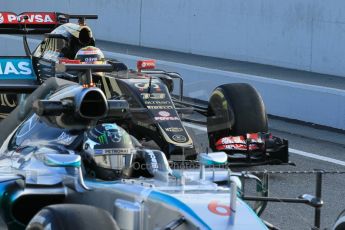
46,158 -> 81,167
85,178 -> 121,188
200,159 -> 226,166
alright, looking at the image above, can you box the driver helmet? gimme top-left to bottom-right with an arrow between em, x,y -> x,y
82,123 -> 135,180
75,46 -> 105,64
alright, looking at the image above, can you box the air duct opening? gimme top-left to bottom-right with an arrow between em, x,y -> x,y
79,90 -> 107,118
79,27 -> 92,45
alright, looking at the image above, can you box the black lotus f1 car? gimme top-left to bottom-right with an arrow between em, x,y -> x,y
0,11 -> 289,165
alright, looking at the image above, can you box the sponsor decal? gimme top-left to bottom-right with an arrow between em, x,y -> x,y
134,82 -> 161,91
146,105 -> 173,110
56,132 -> 73,144
103,148 -> 130,155
0,12 -> 56,24
98,133 -> 108,144
165,127 -> 184,132
18,13 -> 54,23
109,130 -> 122,143
81,50 -> 99,55
141,93 -> 165,100
0,58 -> 35,79
59,59 -> 81,64
216,133 -> 264,151
172,134 -> 187,143
137,60 -> 156,70
154,116 -> 179,121
208,200 -> 231,216
83,57 -> 98,63
146,151 -> 158,172
216,136 -> 261,151
94,149 -> 103,155
221,136 -> 244,145
217,143 -> 261,151
145,100 -> 171,105
158,111 -> 170,117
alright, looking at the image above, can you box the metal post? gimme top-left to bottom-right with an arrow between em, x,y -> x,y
212,166 -> 215,181
229,177 -> 237,225
263,171 -> 269,197
255,171 -> 269,216
313,170 -> 323,230
200,164 -> 205,180
179,78 -> 184,101
240,171 -> 246,197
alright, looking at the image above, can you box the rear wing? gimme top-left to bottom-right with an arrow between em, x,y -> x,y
0,12 -> 97,34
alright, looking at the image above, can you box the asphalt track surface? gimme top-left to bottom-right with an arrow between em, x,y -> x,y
184,118 -> 345,230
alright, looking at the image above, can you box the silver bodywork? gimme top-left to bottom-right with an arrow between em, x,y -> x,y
0,124 -> 267,229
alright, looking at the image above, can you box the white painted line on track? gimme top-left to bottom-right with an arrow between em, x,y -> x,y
288,148 -> 345,167
183,122 -> 345,167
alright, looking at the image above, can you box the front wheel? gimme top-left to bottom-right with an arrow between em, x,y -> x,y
26,204 -> 120,230
207,83 -> 268,150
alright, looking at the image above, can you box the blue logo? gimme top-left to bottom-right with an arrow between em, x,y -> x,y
0,58 -> 36,80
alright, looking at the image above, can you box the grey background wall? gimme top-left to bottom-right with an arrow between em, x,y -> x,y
2,0 -> 345,77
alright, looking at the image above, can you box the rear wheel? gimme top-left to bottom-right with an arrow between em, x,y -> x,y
207,83 -> 268,150
26,204 -> 119,230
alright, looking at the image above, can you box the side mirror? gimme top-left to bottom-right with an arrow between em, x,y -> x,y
43,154 -> 81,167
43,153 -> 89,191
198,152 -> 228,181
198,152 -> 228,166
142,150 -> 172,182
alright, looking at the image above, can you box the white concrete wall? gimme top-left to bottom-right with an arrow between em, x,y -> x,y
0,0 -> 141,45
2,0 -> 345,77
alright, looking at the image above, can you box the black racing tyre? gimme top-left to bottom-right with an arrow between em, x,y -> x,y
333,209 -> 345,230
26,204 -> 120,230
207,83 -> 268,150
